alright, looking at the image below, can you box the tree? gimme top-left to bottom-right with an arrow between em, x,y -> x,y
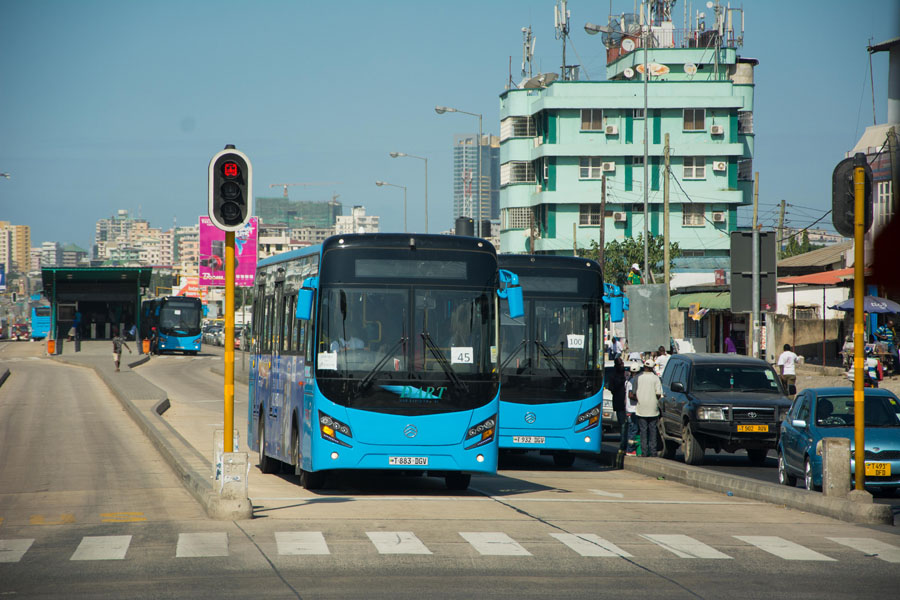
578,234 -> 681,287
779,230 -> 825,259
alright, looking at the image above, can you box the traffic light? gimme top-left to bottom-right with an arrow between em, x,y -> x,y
208,146 -> 253,231
831,153 -> 872,238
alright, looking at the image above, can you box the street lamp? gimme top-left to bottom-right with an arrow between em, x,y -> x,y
375,180 -> 407,232
435,105 -> 483,237
389,152 -> 428,233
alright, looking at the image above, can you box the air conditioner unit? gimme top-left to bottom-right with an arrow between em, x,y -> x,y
613,212 -> 627,222
534,137 -> 543,147
712,161 -> 727,171
712,211 -> 727,223
605,124 -> 618,135
710,124 -> 724,135
602,161 -> 616,172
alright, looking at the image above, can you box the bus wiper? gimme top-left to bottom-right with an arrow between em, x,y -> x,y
535,340 -> 574,385
421,332 -> 469,393
359,337 -> 407,391
500,339 -> 528,371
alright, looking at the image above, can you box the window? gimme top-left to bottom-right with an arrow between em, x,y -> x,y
580,109 -> 604,131
579,204 -> 603,225
500,161 -> 536,185
633,108 -> 645,119
683,108 -> 706,131
682,250 -> 706,257
504,207 -> 532,229
876,180 -> 894,230
683,203 -> 705,226
683,156 -> 705,179
738,158 -> 752,181
500,116 -> 536,141
737,111 -> 753,134
631,203 -> 644,213
632,155 -> 644,166
579,157 -> 604,179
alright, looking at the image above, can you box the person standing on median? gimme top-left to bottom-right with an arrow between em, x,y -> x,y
632,358 -> 662,457
112,328 -> 132,372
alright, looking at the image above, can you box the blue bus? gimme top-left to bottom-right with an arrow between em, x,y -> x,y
30,306 -> 51,340
141,296 -> 202,354
249,234 -> 523,490
497,255 -> 604,467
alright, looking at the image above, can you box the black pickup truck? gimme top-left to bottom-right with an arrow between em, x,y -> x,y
657,353 -> 794,465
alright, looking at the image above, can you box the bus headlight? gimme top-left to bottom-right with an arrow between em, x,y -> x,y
319,411 -> 352,447
575,405 -> 601,432
465,414 -> 496,449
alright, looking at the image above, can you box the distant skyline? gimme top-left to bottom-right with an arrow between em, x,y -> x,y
1,0 -> 897,251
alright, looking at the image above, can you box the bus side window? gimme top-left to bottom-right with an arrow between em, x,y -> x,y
285,295 -> 296,353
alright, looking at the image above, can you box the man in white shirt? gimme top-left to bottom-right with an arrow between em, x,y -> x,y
654,346 -> 670,377
777,343 -> 799,396
632,359 -> 663,456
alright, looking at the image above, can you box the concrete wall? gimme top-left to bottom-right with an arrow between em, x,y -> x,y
768,313 -> 845,366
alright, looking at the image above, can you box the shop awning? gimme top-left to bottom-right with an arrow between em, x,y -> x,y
779,267 -> 856,286
669,291 -> 731,310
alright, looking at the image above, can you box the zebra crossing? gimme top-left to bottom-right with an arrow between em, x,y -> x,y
1,532 -> 898,564
0,356 -> 42,363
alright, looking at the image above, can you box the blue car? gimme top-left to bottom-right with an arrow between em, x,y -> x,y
778,387 -> 900,493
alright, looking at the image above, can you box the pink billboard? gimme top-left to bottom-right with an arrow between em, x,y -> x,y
199,216 -> 258,287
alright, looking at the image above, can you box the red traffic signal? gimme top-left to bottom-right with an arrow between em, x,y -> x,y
208,147 -> 253,231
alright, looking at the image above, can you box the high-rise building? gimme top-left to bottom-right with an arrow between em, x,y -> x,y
41,241 -> 61,267
452,134 -> 500,226
255,196 -> 343,229
93,209 -> 149,261
0,222 -> 32,274
499,2 -> 754,257
335,206 -> 379,235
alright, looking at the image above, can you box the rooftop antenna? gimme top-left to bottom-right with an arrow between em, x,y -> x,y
554,0 -> 570,80
521,26 -> 536,79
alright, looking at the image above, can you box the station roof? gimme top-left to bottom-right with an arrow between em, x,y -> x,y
41,267 -> 153,295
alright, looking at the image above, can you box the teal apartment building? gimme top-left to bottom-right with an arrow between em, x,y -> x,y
498,12 -> 756,260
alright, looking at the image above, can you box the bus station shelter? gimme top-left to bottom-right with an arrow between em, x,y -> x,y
41,267 -> 152,341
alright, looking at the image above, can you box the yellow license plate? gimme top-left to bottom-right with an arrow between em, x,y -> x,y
737,424 -> 769,433
865,462 -> 891,477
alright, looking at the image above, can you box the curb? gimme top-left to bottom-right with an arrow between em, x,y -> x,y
0,368 -> 9,388
53,354 -> 252,521
797,364 -> 846,377
617,453 -> 894,525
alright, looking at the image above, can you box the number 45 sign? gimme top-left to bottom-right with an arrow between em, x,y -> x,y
451,347 -> 474,364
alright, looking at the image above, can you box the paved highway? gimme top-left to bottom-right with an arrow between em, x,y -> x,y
2,341 -> 899,598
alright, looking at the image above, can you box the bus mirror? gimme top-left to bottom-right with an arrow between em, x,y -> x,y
497,269 -> 525,319
296,277 -> 318,321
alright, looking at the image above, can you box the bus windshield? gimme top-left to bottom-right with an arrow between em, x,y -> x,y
500,298 -> 600,404
316,285 -> 497,414
158,300 -> 201,335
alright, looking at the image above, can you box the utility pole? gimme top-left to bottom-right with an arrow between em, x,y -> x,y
777,199 -> 786,257
664,133 -> 671,297
599,175 -> 607,266
641,7 -> 650,278
751,172 -> 760,359
529,210 -> 536,254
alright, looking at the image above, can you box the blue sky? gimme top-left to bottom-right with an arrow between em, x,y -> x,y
1,0 -> 898,251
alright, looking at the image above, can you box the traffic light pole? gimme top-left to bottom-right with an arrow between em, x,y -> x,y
224,231 -> 235,453
852,154 -> 866,492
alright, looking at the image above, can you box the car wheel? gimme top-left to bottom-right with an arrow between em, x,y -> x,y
658,420 -> 677,459
445,473 -> 471,491
747,448 -> 769,466
804,457 -> 820,491
257,417 -> 279,474
553,452 -> 576,467
682,422 -> 704,465
777,451 -> 797,486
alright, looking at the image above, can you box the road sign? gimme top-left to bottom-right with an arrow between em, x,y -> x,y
730,231 -> 777,313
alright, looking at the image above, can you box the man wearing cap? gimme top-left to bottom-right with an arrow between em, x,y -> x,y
631,358 -> 662,456
627,263 -> 643,285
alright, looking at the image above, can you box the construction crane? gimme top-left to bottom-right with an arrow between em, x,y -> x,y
269,182 -> 340,198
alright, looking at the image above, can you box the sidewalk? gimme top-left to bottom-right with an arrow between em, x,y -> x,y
51,340 -> 250,520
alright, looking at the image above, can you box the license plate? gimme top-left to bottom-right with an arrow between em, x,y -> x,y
737,424 -> 769,433
388,456 -> 428,466
513,436 -> 546,444
865,462 -> 891,477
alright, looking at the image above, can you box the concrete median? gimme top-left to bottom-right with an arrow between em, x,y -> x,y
618,453 -> 894,525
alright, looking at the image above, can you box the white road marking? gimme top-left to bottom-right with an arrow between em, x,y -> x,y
276,531 -> 330,555
70,535 -> 132,561
828,537 -> 900,563
589,489 -> 625,498
642,534 -> 732,559
366,531 -> 432,555
550,533 -> 633,557
0,539 -> 34,563
176,532 -> 228,557
735,536 -> 835,561
460,532 -> 531,556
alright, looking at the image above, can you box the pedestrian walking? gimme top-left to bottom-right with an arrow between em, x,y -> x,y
777,343 -> 799,396
632,359 -> 662,457
654,345 -> 670,377
112,328 -> 132,372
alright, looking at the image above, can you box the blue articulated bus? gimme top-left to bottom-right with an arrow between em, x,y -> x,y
141,296 -> 202,354
30,306 -> 51,340
249,234 -> 523,490
497,255 -> 604,467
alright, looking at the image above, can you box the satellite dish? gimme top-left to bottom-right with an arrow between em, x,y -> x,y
622,13 -> 640,35
621,38 -> 636,52
600,17 -> 623,48
636,63 -> 671,76
623,67 -> 635,79
684,62 -> 698,76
